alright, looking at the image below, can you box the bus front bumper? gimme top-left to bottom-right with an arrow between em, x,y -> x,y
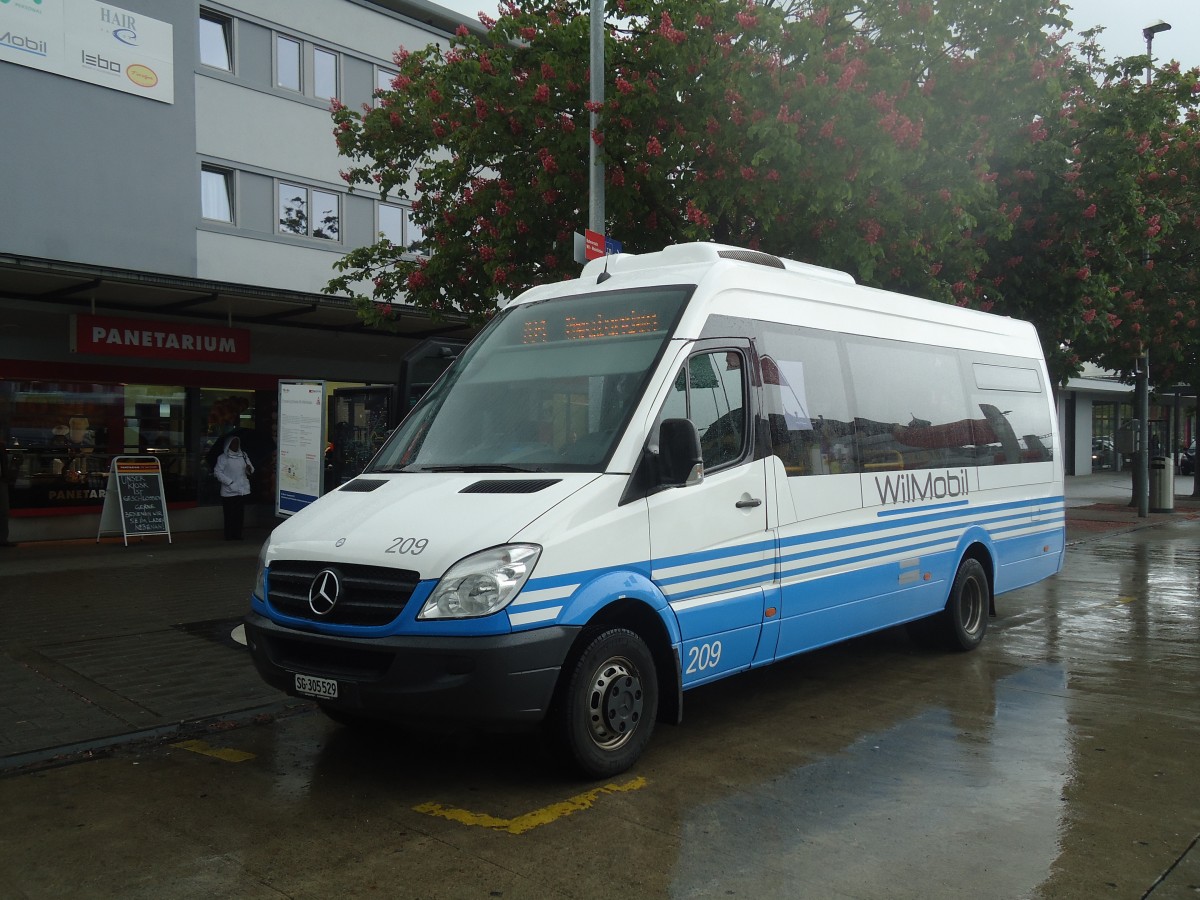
243,612 -> 579,727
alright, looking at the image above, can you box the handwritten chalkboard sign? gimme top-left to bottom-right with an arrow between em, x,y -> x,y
97,457 -> 172,545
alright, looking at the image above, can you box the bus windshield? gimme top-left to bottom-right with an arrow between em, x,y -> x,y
368,286 -> 693,473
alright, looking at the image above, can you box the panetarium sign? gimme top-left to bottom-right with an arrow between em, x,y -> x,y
72,314 -> 251,364
0,0 -> 174,103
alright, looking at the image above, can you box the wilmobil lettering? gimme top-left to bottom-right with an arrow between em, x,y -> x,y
874,468 -> 970,506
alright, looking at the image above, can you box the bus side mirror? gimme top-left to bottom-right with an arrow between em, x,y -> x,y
658,418 -> 704,486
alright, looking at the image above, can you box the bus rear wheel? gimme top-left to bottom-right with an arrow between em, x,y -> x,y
554,628 -> 658,779
941,558 -> 990,651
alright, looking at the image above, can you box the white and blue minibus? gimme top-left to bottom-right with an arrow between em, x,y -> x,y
244,243 -> 1065,777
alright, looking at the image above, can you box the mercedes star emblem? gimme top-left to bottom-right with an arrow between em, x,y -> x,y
308,569 -> 341,616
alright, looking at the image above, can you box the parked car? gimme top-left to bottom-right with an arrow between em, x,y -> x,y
1181,442 -> 1196,476
1091,436 -> 1115,471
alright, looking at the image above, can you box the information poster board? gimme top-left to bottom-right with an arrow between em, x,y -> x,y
97,456 -> 172,545
277,380 -> 326,517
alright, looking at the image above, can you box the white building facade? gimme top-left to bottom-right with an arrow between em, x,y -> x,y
0,0 -> 475,541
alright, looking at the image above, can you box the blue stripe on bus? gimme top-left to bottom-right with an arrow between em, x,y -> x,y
279,494 -> 1066,636
875,498 -> 970,516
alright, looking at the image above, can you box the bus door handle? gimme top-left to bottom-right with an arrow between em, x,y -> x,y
736,497 -> 762,509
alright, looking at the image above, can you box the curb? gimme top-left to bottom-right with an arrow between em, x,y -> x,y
0,699 -> 313,778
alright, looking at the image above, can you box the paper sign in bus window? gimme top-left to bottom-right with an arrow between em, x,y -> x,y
774,360 -> 813,430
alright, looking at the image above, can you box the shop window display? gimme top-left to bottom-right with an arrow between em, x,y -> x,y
3,381 -> 123,509
1,381 -> 268,512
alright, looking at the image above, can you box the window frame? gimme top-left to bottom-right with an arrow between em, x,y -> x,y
313,45 -> 339,101
277,181 -> 341,242
378,201 -> 429,256
199,9 -> 233,72
375,66 -> 397,106
273,32 -> 341,101
200,165 -> 234,223
274,34 -> 302,92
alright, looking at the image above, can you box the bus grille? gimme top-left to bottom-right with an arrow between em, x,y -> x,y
266,561 -> 420,627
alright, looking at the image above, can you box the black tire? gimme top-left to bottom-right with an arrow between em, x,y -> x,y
940,558 -> 990,651
553,628 -> 658,779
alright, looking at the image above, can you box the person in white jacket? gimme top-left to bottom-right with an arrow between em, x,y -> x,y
213,435 -> 254,540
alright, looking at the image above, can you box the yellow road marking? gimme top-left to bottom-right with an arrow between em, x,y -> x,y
171,739 -> 256,763
414,776 -> 647,834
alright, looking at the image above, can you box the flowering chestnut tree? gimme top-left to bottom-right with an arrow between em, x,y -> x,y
975,34 -> 1200,384
326,0 -> 1076,329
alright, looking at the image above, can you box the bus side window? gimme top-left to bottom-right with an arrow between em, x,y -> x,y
758,331 -> 854,476
658,351 -> 748,471
694,352 -> 745,468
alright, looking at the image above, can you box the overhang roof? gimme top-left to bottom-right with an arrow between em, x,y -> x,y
0,254 -> 475,342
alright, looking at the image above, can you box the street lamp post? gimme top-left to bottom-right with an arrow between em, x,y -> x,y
1136,20 -> 1171,518
588,0 -> 605,236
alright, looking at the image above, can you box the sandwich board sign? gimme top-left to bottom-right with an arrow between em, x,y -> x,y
97,456 -> 172,545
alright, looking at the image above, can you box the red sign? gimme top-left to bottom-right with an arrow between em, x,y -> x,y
584,229 -> 606,261
73,314 -> 251,364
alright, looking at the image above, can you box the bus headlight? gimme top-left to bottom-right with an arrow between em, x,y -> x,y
420,544 -> 541,619
254,539 -> 269,601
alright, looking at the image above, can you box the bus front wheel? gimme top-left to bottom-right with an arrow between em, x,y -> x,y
942,558 -> 990,651
554,627 -> 659,779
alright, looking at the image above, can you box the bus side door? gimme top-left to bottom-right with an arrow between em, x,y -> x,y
646,343 -> 774,687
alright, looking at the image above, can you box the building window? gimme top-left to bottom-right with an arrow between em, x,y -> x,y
375,67 -> 396,105
314,47 -> 338,100
199,10 -> 232,71
201,166 -> 233,222
279,183 -> 340,240
275,35 -> 301,92
274,35 -> 340,100
379,202 -> 427,255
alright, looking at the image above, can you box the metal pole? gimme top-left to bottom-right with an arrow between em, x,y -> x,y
1136,360 -> 1149,517
588,0 -> 605,235
1136,21 -> 1170,517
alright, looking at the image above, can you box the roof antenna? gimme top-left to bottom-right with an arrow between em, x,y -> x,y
597,252 -> 612,284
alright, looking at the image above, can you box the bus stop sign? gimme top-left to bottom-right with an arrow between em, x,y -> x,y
584,229 -> 622,260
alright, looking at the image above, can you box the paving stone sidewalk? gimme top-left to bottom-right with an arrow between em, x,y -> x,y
0,528 -> 307,773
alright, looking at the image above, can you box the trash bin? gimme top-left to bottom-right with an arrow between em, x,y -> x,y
1150,455 -> 1174,513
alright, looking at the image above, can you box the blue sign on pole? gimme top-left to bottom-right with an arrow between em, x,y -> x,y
605,236 -> 623,255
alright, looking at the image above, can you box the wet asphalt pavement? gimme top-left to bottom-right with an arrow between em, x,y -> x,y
0,480 -> 1197,898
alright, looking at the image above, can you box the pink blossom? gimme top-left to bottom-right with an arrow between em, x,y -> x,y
658,12 -> 687,44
